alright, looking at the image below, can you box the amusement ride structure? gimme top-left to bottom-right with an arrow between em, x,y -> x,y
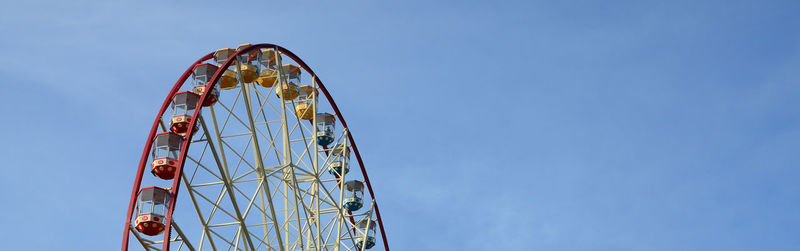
121,43 -> 388,251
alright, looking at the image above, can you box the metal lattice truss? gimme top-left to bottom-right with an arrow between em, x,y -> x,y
130,54 -> 376,251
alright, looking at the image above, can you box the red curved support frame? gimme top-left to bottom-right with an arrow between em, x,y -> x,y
122,44 -> 389,251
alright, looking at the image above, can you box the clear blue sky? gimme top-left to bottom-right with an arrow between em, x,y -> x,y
1,0 -> 799,250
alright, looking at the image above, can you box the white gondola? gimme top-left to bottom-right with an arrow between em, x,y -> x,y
134,187 -> 171,236
328,144 -> 350,176
316,113 -> 336,146
343,180 -> 365,211
355,218 -> 377,249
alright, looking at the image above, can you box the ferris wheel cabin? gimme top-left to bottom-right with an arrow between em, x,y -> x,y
316,113 -> 336,146
150,132 -> 183,180
343,180 -> 365,211
191,63 -> 220,106
213,48 -> 238,90
355,219 -> 377,249
328,144 -> 351,176
261,49 -> 281,68
256,68 -> 277,88
275,64 -> 301,100
235,43 -> 259,83
134,187 -> 170,236
295,85 -> 317,120
256,49 -> 281,88
169,91 -> 200,136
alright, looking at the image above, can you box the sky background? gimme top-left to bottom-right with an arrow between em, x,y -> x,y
1,0 -> 799,250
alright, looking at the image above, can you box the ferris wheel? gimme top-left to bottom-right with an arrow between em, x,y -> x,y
121,43 -> 389,251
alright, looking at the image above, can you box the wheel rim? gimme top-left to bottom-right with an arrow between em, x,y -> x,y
122,44 -> 389,251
